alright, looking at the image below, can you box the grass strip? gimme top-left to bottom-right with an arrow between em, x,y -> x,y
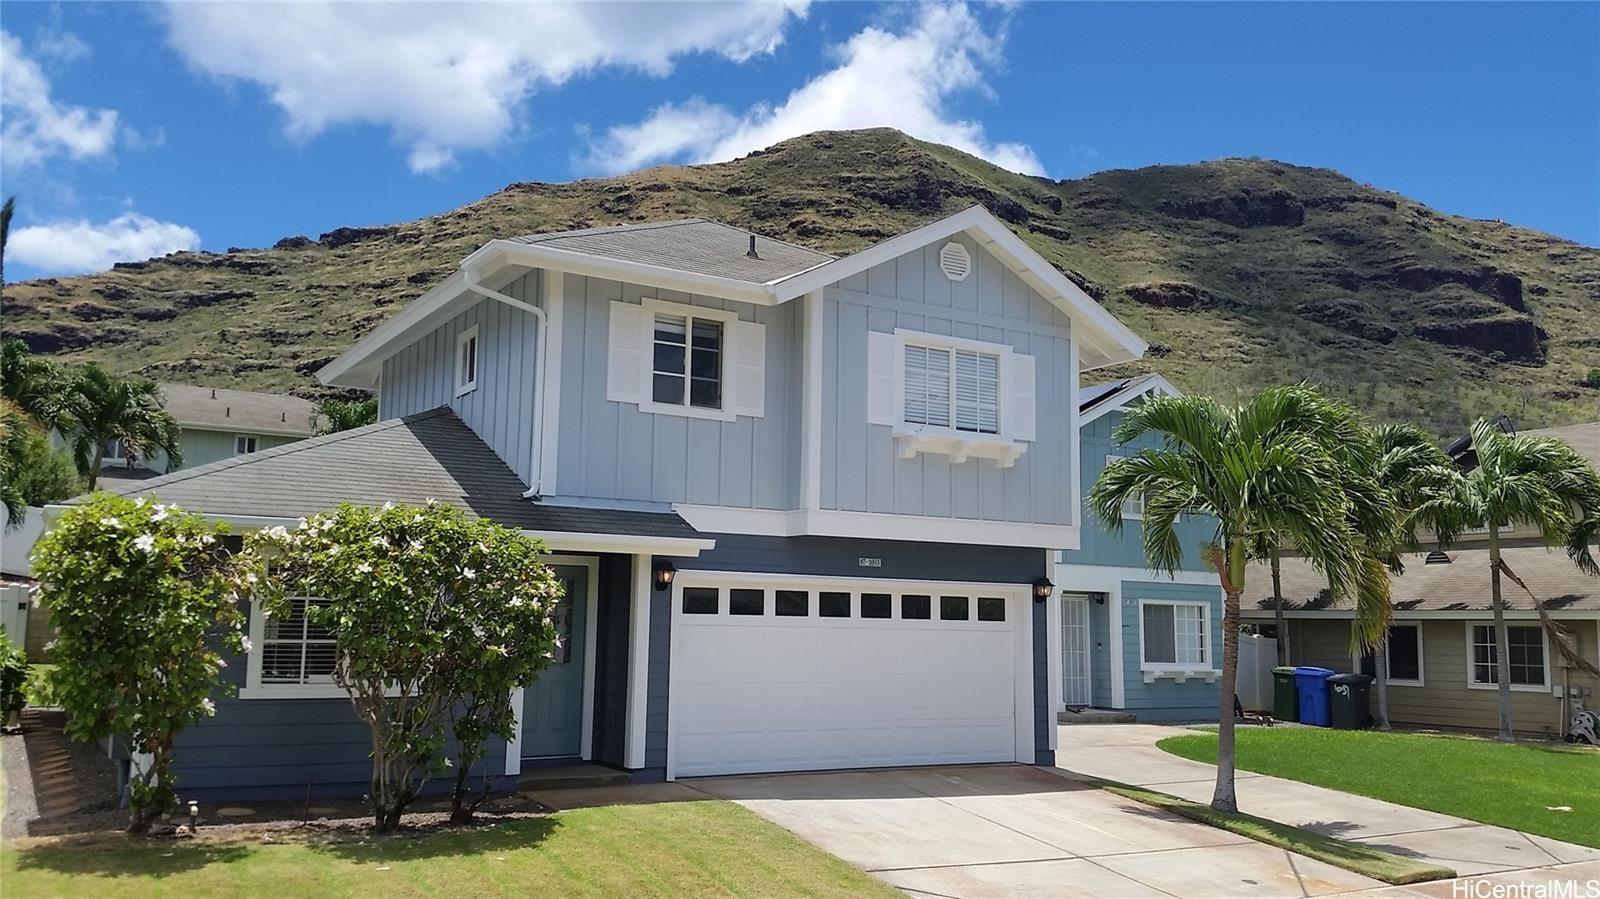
1097,780 -> 1456,885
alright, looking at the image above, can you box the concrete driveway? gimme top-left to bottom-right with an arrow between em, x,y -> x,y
692,764 -> 1388,898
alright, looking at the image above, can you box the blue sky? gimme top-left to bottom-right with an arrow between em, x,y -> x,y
3,2 -> 1596,280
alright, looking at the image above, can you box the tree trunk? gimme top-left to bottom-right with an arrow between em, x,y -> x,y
126,742 -> 173,835
86,445 -> 104,492
1489,526 -> 1515,742
1374,635 -> 1391,731
1211,588 -> 1242,813
1271,546 -> 1288,666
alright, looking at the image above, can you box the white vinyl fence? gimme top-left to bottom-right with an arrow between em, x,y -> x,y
0,582 -> 30,648
1237,632 -> 1277,712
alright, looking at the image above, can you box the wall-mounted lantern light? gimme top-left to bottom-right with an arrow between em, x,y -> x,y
1032,577 -> 1054,602
654,559 -> 677,591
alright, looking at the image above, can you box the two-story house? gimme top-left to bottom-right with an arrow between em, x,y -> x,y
1054,375 -> 1226,723
99,383 -> 321,479
83,206 -> 1147,800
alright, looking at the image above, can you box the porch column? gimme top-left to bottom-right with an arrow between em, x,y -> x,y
623,553 -> 653,769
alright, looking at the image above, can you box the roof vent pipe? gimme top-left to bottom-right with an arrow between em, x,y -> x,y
746,235 -> 759,259
225,406 -> 231,417
211,388 -> 217,399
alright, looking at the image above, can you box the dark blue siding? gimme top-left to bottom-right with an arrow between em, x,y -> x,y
590,554 -> 632,768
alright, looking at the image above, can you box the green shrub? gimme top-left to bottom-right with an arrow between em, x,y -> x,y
0,632 -> 27,725
1583,369 -> 1600,389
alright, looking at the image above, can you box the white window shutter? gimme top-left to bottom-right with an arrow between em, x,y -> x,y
1005,351 -> 1036,441
606,301 -> 645,405
730,319 -> 766,418
867,331 -> 898,425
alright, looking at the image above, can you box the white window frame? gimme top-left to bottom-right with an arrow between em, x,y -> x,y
902,338 -> 1000,436
240,598 -> 346,699
887,329 -> 1028,468
455,325 -> 480,397
1352,621 -> 1425,687
234,434 -> 260,455
102,437 -> 129,465
1465,623 -> 1550,693
1137,598 -> 1216,681
640,299 -> 739,423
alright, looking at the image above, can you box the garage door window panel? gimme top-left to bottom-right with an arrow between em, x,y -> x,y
901,595 -> 931,620
940,596 -> 970,621
682,587 -> 719,615
861,593 -> 892,619
776,590 -> 809,617
729,589 -> 765,616
819,592 -> 850,618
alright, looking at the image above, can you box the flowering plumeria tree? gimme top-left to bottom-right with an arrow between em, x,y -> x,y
250,501 -> 563,832
33,494 -> 256,834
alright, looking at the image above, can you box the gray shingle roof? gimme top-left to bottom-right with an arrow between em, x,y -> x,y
158,383 -> 321,436
87,409 -> 700,540
507,218 -> 834,284
1525,422 -> 1599,469
1241,546 -> 1600,613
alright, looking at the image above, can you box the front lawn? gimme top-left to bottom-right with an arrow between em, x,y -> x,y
1159,728 -> 1599,848
1,800 -> 898,898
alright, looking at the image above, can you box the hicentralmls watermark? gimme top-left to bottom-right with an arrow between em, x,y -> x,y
1452,878 -> 1600,899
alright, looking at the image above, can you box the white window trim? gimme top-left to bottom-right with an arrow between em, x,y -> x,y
1137,598 -> 1217,682
640,298 -> 739,423
234,434 -> 260,455
1465,622 -> 1551,693
891,328 -> 1027,468
240,598 -> 346,700
455,325 -> 480,397
1351,621 -> 1425,688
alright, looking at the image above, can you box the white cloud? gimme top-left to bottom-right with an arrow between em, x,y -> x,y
159,1 -> 808,174
582,3 -> 1041,176
0,29 -> 119,170
9,213 -> 201,275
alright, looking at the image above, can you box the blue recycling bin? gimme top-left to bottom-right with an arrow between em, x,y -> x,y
1293,666 -> 1336,726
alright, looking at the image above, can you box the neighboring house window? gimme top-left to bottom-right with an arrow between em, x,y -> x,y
234,435 -> 259,455
1358,623 -> 1424,685
1469,624 -> 1547,689
259,598 -> 337,686
102,437 -> 128,464
456,325 -> 479,396
903,343 -> 999,435
1140,600 -> 1208,669
652,313 -> 723,411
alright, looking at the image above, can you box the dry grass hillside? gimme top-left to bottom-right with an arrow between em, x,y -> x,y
6,128 -> 1597,432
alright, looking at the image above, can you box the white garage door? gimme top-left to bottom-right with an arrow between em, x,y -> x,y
670,580 -> 1027,778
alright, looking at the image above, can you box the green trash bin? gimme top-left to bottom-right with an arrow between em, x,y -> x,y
1328,673 -> 1374,729
1272,667 -> 1298,722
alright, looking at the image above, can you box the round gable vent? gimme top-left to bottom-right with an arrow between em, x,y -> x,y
1424,550 -> 1451,565
938,242 -> 972,282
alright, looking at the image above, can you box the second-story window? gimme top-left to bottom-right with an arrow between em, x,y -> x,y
652,314 -> 722,411
235,435 -> 259,455
903,343 -> 1000,435
456,325 -> 480,396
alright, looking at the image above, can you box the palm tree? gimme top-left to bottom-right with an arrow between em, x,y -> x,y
1,338 -> 70,429
1090,385 -> 1370,812
1415,418 -> 1600,741
59,365 -> 183,490
0,398 -> 30,525
1,195 -> 14,293
313,396 -> 378,435
1354,423 -> 1462,730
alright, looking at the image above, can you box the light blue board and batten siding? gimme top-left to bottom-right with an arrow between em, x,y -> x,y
551,275 -> 801,510
820,233 -> 1076,526
1116,579 -> 1225,723
379,271 -> 543,485
1063,410 -> 1217,570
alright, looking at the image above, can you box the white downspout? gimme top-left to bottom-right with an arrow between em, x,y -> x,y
460,266 -> 549,498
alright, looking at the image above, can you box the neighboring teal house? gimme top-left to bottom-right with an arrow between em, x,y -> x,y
1054,375 -> 1225,723
99,383 -> 321,480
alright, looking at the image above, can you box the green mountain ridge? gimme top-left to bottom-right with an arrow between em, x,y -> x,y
6,128 -> 1598,432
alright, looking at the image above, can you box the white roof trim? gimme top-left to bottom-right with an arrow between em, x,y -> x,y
765,206 -> 1147,369
521,529 -> 714,557
1079,374 -> 1182,427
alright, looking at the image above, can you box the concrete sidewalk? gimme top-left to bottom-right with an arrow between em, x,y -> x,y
1057,724 -> 1600,893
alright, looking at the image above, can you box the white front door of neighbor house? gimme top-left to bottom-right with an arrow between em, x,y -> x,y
1061,593 -> 1093,706
669,580 -> 1027,778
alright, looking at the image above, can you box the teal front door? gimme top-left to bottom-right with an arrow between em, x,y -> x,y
522,564 -> 587,758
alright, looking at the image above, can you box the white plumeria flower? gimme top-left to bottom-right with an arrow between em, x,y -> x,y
200,698 -> 216,715
135,497 -> 149,508
495,644 -> 509,656
133,534 -> 157,554
461,567 -> 476,580
408,540 -> 424,553
241,637 -> 253,653
215,657 -> 228,669
356,562 -> 373,574
151,505 -> 170,522
267,526 -> 289,539
373,535 -> 389,548
200,534 -> 216,546
297,517 -> 310,530
381,501 -> 394,512
100,516 -> 122,529
442,757 -> 453,768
